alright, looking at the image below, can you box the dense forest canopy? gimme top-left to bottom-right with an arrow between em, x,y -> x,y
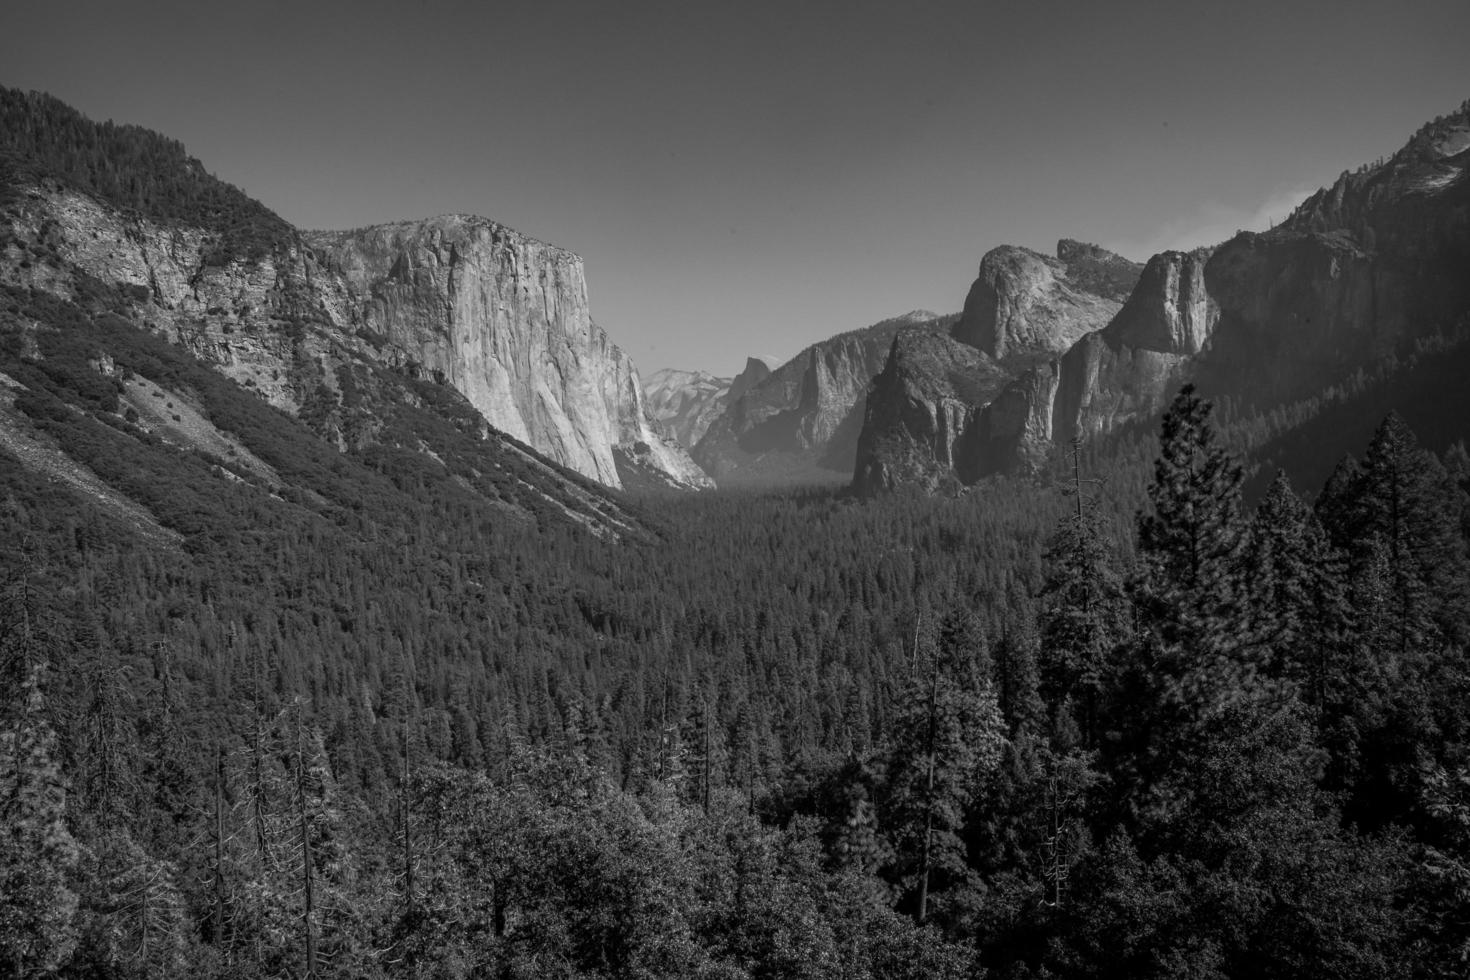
3,274 -> 1470,977
3,82 -> 1470,979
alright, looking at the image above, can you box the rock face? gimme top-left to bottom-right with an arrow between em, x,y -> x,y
851,331 -> 1011,493
643,356 -> 775,449
853,99 -> 1470,494
0,182 -> 708,490
309,216 -> 709,489
952,242 -> 1141,362
644,369 -> 730,447
694,312 -> 950,486
1105,248 -> 1216,355
852,243 -> 1138,492
0,180 -> 359,416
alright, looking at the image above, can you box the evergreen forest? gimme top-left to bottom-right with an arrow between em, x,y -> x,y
3,81 -> 1470,980
3,278 -> 1470,978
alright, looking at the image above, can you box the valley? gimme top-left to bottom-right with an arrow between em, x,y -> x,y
2,82 -> 1469,980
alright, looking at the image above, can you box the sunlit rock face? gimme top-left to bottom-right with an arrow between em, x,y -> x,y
952,241 -> 1141,363
644,369 -> 731,448
0,181 -> 364,416
852,242 -> 1140,492
312,216 -> 709,489
693,312 -> 950,487
1105,248 -> 1217,356
642,355 -> 776,450
2,190 -> 711,489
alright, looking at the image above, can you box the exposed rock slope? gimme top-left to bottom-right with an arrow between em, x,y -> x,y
853,243 -> 1139,492
643,356 -> 775,449
851,331 -> 1011,493
853,98 -> 1470,493
644,368 -> 730,447
694,312 -> 951,486
0,174 -> 706,490
309,216 -> 709,489
952,241 -> 1141,363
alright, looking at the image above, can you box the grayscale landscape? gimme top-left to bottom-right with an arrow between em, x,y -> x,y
2,2 -> 1469,977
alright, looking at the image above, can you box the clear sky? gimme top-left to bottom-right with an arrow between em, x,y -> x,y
3,0 -> 1467,375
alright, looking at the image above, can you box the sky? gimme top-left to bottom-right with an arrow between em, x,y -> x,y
3,0 -> 1467,375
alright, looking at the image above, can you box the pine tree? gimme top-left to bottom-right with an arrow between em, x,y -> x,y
993,605 -> 1046,737
1244,470 -> 1351,707
1316,417 -> 1470,828
0,666 -> 81,977
73,829 -> 190,978
1072,400 -> 1411,977
831,757 -> 887,876
1132,384 -> 1255,710
882,637 -> 1006,926
1039,439 -> 1126,745
1352,413 -> 1469,651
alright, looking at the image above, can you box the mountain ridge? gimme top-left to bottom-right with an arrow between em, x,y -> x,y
851,97 -> 1470,493
692,311 -> 952,486
0,85 -> 708,492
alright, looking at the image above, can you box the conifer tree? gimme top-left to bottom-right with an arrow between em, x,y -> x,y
74,830 -> 190,978
831,757 -> 887,876
1039,439 -> 1126,745
1315,417 -> 1470,828
1353,413 -> 1469,650
1244,470 -> 1351,706
883,637 -> 1006,925
0,667 -> 81,977
993,615 -> 1046,737
1132,384 -> 1255,711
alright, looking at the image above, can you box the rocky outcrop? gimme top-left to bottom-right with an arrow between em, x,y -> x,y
694,312 -> 949,486
0,180 -> 361,414
854,100 -> 1470,494
951,242 -> 1141,363
644,369 -> 730,447
0,182 -> 708,490
643,356 -> 775,449
851,331 -> 1010,493
1104,248 -> 1217,355
853,243 -> 1139,491
310,216 -> 709,489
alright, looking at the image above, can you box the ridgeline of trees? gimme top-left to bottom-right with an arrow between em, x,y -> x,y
0,86 -> 294,265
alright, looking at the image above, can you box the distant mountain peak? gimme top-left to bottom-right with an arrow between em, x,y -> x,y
893,309 -> 940,323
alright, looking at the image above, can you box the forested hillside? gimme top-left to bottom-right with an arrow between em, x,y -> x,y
0,88 -> 294,266
3,84 -> 1470,979
3,265 -> 1470,976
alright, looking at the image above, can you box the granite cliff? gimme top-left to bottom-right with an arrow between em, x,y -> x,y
851,330 -> 1011,493
0,145 -> 707,490
694,312 -> 951,486
952,240 -> 1141,363
853,99 -> 1470,493
643,355 -> 775,449
852,243 -> 1140,492
309,217 -> 709,489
